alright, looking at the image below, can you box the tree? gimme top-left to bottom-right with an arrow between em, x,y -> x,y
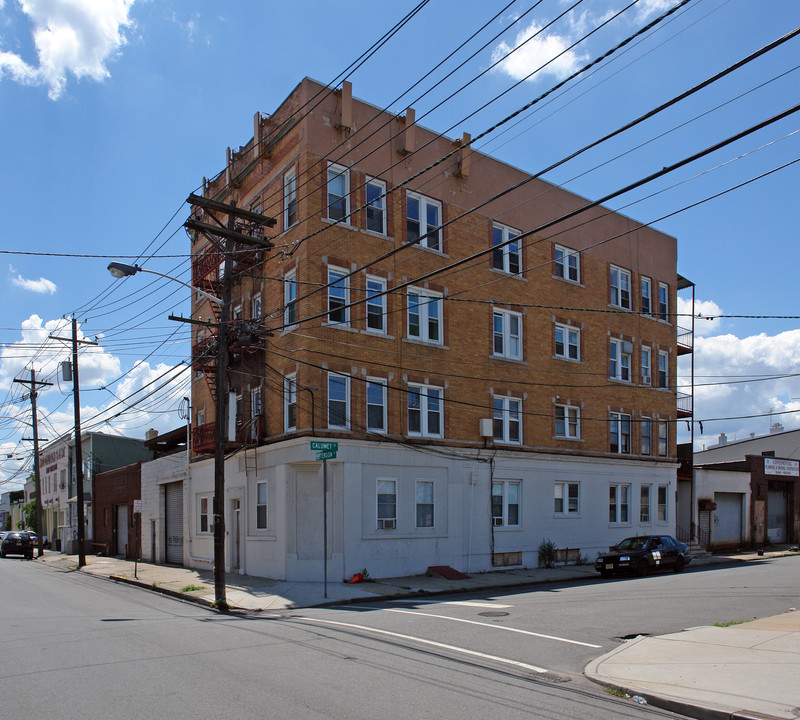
17,500 -> 36,530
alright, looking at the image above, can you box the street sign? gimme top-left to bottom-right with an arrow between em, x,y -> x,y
133,499 -> 142,514
316,450 -> 337,461
310,441 -> 338,452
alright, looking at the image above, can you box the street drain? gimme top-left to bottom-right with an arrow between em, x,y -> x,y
538,672 -> 570,683
616,633 -> 650,641
478,611 -> 510,617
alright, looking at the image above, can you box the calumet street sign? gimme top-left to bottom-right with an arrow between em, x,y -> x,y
310,441 -> 338,460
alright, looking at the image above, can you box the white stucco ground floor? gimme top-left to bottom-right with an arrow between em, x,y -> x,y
169,439 -> 677,582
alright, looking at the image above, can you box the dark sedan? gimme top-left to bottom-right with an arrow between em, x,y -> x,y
1,531 -> 34,559
595,535 -> 691,577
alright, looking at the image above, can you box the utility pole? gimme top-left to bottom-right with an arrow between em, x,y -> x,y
184,192 -> 275,611
50,319 -> 98,568
14,369 -> 52,557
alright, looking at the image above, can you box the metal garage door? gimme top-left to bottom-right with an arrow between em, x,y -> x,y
767,487 -> 788,543
116,505 -> 129,556
713,492 -> 743,545
165,482 -> 184,565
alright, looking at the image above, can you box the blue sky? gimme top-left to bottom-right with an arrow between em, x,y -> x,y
1,0 -> 798,488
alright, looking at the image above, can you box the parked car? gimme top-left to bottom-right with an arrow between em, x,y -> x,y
595,535 -> 691,577
1,531 -> 34,559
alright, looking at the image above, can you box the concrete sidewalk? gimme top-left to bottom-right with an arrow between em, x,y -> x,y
35,548 -> 800,720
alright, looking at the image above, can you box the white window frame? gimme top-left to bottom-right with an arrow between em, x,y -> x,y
555,323 -> 580,361
493,309 -> 522,360
555,404 -> 580,439
609,339 -> 632,382
284,270 -> 297,326
407,383 -> 443,438
406,191 -> 442,251
610,265 -> 632,309
326,162 -> 350,222
366,177 -> 387,235
554,482 -> 580,515
657,484 -> 668,522
554,244 -> 580,283
327,266 -> 350,326
610,412 -> 631,454
327,372 -> 350,430
407,288 -> 442,344
415,480 -> 434,528
366,378 -> 387,434
492,480 -> 520,527
658,282 -> 669,322
493,395 -> 522,444
658,420 -> 668,457
658,350 -> 669,389
609,483 -> 631,524
492,222 -> 521,275
198,494 -> 211,535
366,276 -> 387,334
251,293 -> 262,321
641,346 -> 652,386
377,478 -> 397,530
256,481 -> 267,530
249,385 -> 262,441
641,417 -> 652,456
640,484 -> 651,523
641,276 -> 652,315
284,374 -> 297,432
284,168 -> 297,229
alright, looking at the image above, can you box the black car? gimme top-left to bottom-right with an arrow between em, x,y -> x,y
1,531 -> 34,559
595,535 -> 691,577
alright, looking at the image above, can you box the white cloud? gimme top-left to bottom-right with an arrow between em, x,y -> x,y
9,266 -> 57,294
0,0 -> 135,99
677,296 -> 722,337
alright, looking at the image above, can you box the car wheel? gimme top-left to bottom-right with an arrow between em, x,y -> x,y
635,559 -> 650,577
673,557 -> 686,573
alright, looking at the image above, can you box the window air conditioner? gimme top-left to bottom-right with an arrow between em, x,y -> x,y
378,518 -> 396,530
492,516 -> 503,527
642,376 -> 651,386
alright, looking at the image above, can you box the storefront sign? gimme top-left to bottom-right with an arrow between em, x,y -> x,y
764,458 -> 799,477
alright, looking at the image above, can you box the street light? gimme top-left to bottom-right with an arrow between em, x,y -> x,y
107,262 -> 222,305
108,258 -> 230,611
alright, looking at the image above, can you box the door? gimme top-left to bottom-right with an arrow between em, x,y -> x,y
767,487 -> 788,543
713,492 -> 743,546
231,499 -> 241,570
116,505 -> 129,556
164,482 -> 184,565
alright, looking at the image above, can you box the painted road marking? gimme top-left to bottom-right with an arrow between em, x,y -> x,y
388,600 -> 513,609
295,616 -> 549,674
347,606 -> 601,648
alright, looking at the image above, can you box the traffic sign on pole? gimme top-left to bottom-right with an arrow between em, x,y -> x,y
316,450 -> 337,461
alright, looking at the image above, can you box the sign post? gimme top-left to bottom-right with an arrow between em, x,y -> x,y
309,442 -> 338,598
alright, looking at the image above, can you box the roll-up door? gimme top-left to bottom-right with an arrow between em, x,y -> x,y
165,482 -> 184,565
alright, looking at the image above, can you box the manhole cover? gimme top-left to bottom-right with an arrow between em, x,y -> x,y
478,611 -> 510,617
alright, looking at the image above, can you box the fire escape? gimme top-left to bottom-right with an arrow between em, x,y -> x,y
185,193 -> 276,455
676,274 -> 697,545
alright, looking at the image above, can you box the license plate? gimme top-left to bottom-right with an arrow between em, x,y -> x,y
605,564 -> 614,570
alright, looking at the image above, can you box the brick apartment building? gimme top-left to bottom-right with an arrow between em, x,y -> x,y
186,77 -> 693,581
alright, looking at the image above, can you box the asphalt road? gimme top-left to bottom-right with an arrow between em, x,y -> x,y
2,555 -> 798,719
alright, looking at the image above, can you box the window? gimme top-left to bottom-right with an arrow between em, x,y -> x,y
366,178 -> 386,234
284,168 -> 297,229
251,294 -> 261,321
554,482 -> 579,515
610,412 -> 631,454
555,405 -> 580,439
641,417 -> 652,455
406,191 -> 441,251
256,481 -> 267,530
609,483 -> 630,524
327,267 -> 349,325
232,304 -> 243,322
609,339 -> 632,381
658,350 -> 669,389
416,480 -> 434,528
610,265 -> 631,309
407,384 -> 442,437
658,420 -> 668,457
284,271 -> 297,326
249,386 -> 262,440
640,485 -> 651,522
199,496 -> 210,534
657,484 -> 668,521
407,288 -> 442,344
555,323 -> 580,361
641,276 -> 652,315
284,374 -> 297,432
554,245 -> 579,282
492,481 -> 520,527
327,373 -> 349,429
493,396 -> 521,444
658,282 -> 669,321
366,276 -> 386,333
377,478 -> 397,529
326,163 -> 349,221
492,223 -> 521,275
366,378 -> 387,433
493,309 -> 522,360
641,346 -> 652,386
197,407 -> 205,427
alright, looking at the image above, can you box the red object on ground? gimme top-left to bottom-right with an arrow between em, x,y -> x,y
350,572 -> 364,584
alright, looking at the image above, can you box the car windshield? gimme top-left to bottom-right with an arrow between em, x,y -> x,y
615,537 -> 648,551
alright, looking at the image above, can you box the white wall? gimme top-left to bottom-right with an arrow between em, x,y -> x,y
141,453 -> 189,565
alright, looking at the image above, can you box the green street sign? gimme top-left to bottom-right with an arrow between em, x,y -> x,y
316,450 -> 337,461
310,441 -> 338,452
